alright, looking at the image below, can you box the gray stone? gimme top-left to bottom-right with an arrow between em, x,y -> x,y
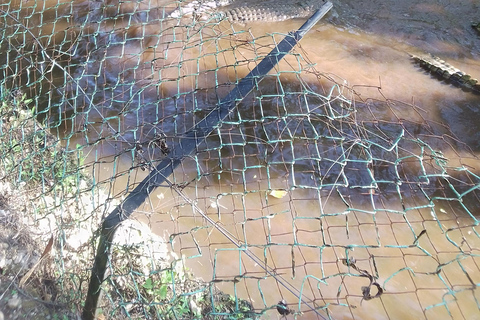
13,250 -> 27,265
0,244 -> 6,269
7,295 -> 21,309
0,309 -> 4,320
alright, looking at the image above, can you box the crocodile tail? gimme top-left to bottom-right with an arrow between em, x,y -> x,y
410,54 -> 480,94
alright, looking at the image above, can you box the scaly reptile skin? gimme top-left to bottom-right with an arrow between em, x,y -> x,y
411,54 -> 480,94
171,0 -> 328,23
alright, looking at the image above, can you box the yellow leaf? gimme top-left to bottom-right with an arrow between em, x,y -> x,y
269,190 -> 288,199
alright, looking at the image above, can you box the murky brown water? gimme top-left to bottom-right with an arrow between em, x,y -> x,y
3,0 -> 480,319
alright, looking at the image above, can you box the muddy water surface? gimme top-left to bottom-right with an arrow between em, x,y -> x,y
137,2 -> 480,318
81,1 -> 480,319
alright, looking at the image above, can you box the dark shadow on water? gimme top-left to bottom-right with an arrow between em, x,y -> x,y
1,0 -> 479,219
192,77 -> 480,217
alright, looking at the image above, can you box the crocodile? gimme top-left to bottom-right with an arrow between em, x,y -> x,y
410,54 -> 480,94
170,0 -> 329,23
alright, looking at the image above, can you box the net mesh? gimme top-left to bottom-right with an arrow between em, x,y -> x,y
0,1 -> 479,319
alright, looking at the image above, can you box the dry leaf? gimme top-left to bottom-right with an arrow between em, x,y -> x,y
269,190 -> 288,199
19,235 -> 54,288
